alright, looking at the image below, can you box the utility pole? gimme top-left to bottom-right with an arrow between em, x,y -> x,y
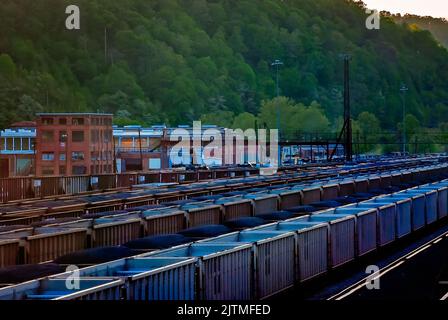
329,54 -> 352,162
400,84 -> 408,155
272,59 -> 283,166
343,54 -> 352,162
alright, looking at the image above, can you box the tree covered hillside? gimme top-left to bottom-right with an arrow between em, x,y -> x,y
0,0 -> 448,136
393,14 -> 448,49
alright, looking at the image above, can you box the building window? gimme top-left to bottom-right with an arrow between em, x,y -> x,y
59,131 -> 68,143
91,151 -> 99,161
22,138 -> 30,150
42,167 -> 54,176
42,152 -> 55,161
72,151 -> 85,161
59,166 -> 66,175
121,138 -> 133,148
42,130 -> 54,142
14,138 -> 21,151
0,138 -> 4,150
72,131 -> 84,142
104,118 -> 112,126
59,153 -> 66,161
59,118 -> 67,125
91,130 -> 99,143
143,137 -> 149,148
72,118 -> 85,125
104,130 -> 112,143
5,138 -> 13,150
42,118 -> 54,125
72,166 -> 87,175
16,158 -> 31,176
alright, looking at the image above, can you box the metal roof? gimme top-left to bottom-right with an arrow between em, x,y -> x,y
0,128 -> 36,137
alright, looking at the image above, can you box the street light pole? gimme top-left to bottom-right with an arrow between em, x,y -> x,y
400,84 -> 408,155
272,59 -> 283,166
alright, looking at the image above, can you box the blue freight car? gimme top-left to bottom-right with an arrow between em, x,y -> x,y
250,220 -> 329,282
147,243 -> 252,300
0,278 -> 124,300
199,230 -> 296,299
54,257 -> 196,300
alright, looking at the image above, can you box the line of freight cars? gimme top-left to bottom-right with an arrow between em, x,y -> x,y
0,163 -> 445,267
0,156 -> 440,205
0,164 -> 332,203
0,162 -> 414,267
0,166 -> 266,203
0,163 -> 446,268
0,157 -> 441,227
0,156 -> 431,203
1,178 -> 447,301
2,168 -> 440,294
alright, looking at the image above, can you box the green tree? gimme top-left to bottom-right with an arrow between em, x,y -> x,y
200,110 -> 235,128
402,114 -> 421,137
232,112 -> 257,130
0,0 -> 448,136
357,112 -> 381,135
354,111 -> 381,152
295,101 -> 330,134
98,91 -> 131,114
0,54 -> 16,78
17,95 -> 44,120
258,97 -> 297,133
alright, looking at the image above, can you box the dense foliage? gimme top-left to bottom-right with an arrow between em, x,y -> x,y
1,0 -> 448,152
393,14 -> 448,49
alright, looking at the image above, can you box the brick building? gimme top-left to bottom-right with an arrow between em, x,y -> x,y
35,113 -> 114,176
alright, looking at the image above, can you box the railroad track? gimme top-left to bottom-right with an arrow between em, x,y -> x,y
441,289 -> 448,300
2,164 -> 448,300
328,226 -> 448,301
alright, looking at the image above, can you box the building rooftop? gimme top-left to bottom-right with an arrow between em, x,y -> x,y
10,121 -> 36,128
113,127 -> 164,138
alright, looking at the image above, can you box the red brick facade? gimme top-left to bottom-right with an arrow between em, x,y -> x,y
35,113 -> 113,176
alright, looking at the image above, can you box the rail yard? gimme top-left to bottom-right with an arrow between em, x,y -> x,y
0,156 -> 447,300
